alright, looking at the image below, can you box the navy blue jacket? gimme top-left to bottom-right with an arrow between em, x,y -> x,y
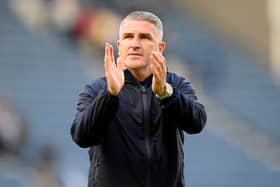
71,70 -> 207,187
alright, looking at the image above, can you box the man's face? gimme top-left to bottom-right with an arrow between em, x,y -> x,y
117,20 -> 165,71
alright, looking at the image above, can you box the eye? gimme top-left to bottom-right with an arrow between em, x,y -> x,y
140,34 -> 152,40
122,34 -> 133,39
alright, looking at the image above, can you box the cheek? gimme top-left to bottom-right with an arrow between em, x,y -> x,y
118,48 -> 125,57
118,44 -> 128,55
147,44 -> 158,51
118,50 -> 128,62
145,46 -> 156,56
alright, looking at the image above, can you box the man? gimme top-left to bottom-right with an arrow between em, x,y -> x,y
71,11 -> 207,187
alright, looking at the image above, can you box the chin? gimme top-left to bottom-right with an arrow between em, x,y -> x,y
125,61 -> 146,69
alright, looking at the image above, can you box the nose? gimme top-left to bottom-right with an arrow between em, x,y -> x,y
131,38 -> 140,48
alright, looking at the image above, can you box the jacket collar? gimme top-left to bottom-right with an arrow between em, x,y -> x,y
124,70 -> 153,87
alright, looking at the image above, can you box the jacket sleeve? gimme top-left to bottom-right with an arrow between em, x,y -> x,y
159,74 -> 207,134
71,79 -> 119,148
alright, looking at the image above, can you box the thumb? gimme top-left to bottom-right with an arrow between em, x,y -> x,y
116,57 -> 126,70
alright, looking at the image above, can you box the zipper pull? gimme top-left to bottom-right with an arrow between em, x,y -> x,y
141,85 -> 146,93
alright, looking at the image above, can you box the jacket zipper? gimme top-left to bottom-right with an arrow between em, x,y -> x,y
140,85 -> 152,187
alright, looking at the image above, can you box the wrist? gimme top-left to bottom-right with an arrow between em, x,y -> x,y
108,87 -> 120,96
156,83 -> 173,100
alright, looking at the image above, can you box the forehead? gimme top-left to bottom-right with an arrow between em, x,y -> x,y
120,20 -> 158,35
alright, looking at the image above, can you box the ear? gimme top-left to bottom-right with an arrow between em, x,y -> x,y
159,41 -> 166,53
116,40 -> 121,56
117,40 -> 120,49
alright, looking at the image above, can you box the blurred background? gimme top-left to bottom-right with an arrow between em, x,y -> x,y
0,0 -> 280,186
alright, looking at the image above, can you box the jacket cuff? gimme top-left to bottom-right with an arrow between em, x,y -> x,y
158,87 -> 178,109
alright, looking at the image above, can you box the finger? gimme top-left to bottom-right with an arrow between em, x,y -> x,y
104,43 -> 114,62
106,43 -> 117,65
106,43 -> 111,56
152,52 -> 166,67
109,44 -> 115,63
151,63 -> 161,81
104,43 -> 111,61
116,57 -> 124,71
150,63 -> 158,75
151,52 -> 166,73
104,43 -> 108,60
104,43 -> 109,67
104,44 -> 115,75
151,55 -> 166,76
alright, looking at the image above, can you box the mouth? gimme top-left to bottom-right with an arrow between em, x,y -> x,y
128,53 -> 142,56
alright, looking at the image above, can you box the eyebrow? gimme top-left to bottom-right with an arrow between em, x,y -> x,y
139,33 -> 153,39
121,33 -> 133,38
121,32 -> 153,39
